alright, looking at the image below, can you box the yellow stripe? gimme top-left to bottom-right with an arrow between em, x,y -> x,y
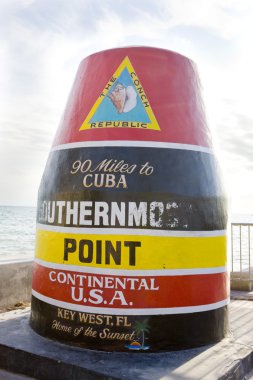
35,229 -> 227,270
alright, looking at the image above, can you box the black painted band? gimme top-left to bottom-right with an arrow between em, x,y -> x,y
30,296 -> 228,352
40,147 -> 224,197
37,191 -> 227,231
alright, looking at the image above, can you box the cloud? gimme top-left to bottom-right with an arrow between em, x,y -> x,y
217,113 -> 253,167
159,0 -> 252,39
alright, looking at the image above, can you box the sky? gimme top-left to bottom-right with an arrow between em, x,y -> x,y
0,0 -> 253,214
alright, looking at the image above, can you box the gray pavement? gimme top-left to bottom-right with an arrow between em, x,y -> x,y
0,299 -> 253,379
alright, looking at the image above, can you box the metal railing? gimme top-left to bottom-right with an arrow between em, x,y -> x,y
231,223 -> 253,290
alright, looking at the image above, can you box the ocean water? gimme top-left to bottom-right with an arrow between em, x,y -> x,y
0,206 -> 36,262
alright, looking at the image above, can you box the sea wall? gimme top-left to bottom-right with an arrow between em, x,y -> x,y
0,260 -> 33,309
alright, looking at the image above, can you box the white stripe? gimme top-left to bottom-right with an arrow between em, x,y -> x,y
36,223 -> 226,237
31,290 -> 229,315
51,141 -> 213,154
34,258 -> 227,276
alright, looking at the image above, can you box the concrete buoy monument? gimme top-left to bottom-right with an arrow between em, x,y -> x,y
30,47 -> 228,351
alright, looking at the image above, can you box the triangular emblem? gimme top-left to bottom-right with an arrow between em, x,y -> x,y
79,56 -> 160,131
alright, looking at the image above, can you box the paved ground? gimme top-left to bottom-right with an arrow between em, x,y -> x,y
1,294 -> 253,379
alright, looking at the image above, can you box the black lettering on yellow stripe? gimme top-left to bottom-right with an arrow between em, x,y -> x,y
63,238 -> 141,266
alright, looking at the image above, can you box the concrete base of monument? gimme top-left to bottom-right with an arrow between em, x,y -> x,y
0,260 -> 32,310
1,300 -> 253,380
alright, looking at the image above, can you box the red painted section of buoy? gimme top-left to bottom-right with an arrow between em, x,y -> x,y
53,47 -> 211,147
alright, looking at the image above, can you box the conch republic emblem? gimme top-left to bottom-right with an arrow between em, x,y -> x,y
30,47 -> 228,352
79,56 -> 160,131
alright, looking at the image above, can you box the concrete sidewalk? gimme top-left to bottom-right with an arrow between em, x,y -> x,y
1,299 -> 253,379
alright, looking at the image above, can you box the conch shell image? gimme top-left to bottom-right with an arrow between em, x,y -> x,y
108,82 -> 137,113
